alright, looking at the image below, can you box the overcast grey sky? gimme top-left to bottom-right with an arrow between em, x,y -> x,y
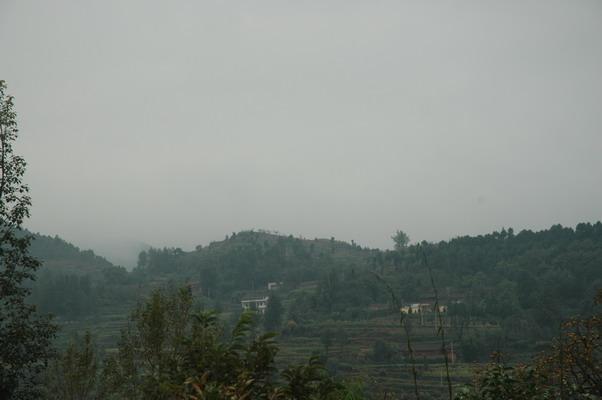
1,0 -> 601,266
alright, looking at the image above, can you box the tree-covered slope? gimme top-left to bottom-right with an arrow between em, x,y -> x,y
29,233 -> 115,274
24,222 -> 602,398
27,222 -> 602,358
27,232 -> 132,319
131,223 -> 602,354
134,230 -> 373,294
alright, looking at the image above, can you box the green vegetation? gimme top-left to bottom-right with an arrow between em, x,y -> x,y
0,80 -> 56,399
457,290 -> 602,399
391,230 -> 410,251
28,223 -> 602,398
44,331 -> 98,400
45,287 -> 359,400
42,285 -> 602,400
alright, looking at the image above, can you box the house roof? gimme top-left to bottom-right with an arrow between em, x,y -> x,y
241,296 -> 269,303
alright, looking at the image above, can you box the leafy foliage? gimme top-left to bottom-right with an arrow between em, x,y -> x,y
85,287 -> 350,399
100,287 -> 194,399
0,80 -> 56,399
44,332 -> 98,400
392,230 -> 410,251
532,289 -> 602,398
456,290 -> 602,399
455,358 -> 546,400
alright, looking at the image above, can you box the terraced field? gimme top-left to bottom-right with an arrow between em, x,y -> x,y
53,292 -> 492,399
274,316 -> 483,399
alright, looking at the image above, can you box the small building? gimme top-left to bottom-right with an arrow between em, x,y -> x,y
241,296 -> 269,314
267,281 -> 283,291
401,303 -> 429,314
400,303 -> 447,314
400,302 -> 448,326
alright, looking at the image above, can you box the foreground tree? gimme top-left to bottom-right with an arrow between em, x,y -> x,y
100,287 -> 194,399
0,80 -> 56,399
97,286 -> 355,399
456,289 -> 602,400
44,332 -> 98,400
532,289 -> 602,398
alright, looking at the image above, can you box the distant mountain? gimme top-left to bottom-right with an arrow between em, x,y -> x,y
29,232 -> 116,276
27,232 -> 133,321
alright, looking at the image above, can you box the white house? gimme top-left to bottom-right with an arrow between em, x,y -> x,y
400,302 -> 448,326
400,303 -> 447,314
241,296 -> 270,314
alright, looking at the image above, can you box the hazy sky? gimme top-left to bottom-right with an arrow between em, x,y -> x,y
1,0 -> 601,266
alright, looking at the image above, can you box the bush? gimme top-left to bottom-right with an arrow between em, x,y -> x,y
371,340 -> 394,363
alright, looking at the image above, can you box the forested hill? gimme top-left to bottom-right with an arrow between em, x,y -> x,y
134,230 -> 374,292
29,223 -> 602,356
134,224 -> 602,306
27,232 -> 131,319
131,223 -> 602,351
29,232 -> 115,273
